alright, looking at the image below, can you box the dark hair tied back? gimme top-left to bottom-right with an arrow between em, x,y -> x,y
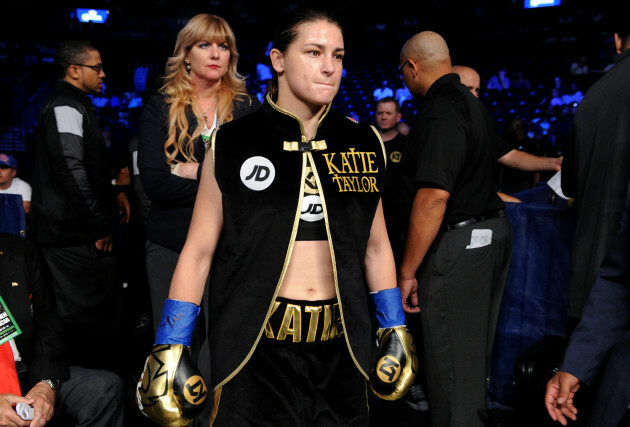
266,10 -> 342,101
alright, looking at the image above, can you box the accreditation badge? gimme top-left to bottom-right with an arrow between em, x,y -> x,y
0,296 -> 22,345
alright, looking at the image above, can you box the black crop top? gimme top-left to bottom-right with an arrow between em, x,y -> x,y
296,164 -> 327,241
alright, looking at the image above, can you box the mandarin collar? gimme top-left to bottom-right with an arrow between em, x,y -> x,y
262,94 -> 332,142
58,79 -> 91,98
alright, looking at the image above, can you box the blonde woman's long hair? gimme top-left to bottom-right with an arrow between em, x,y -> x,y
161,14 -> 249,164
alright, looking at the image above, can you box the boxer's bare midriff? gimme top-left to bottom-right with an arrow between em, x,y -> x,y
278,240 -> 336,301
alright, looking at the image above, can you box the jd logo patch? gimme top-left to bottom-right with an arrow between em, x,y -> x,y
240,156 -> 275,191
301,195 -> 324,222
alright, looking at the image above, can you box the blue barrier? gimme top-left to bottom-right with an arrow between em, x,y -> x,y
488,184 -> 576,407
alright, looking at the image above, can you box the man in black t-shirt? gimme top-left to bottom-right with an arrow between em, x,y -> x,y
375,97 -> 410,266
397,31 -> 513,427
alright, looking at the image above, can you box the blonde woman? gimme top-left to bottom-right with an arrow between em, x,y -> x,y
138,14 -> 259,330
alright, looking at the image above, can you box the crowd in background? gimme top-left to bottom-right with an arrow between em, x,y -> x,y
0,2 -> 625,426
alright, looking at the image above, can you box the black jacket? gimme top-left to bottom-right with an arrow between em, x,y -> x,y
30,80 -> 113,245
0,233 -> 69,390
562,48 -> 630,318
138,93 -> 260,252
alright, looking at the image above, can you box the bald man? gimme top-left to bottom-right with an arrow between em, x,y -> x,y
453,65 -> 563,191
452,65 -> 482,98
398,31 -> 513,427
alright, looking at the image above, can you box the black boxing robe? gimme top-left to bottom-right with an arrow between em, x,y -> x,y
208,98 -> 386,389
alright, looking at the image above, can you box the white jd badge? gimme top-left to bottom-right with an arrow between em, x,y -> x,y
301,195 -> 324,222
240,156 -> 275,191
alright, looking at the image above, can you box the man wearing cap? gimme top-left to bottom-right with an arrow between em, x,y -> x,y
0,153 -> 31,215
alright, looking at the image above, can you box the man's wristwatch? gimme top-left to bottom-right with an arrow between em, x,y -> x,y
39,379 -> 62,391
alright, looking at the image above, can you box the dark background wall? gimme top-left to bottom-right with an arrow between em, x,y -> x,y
0,0 -> 620,181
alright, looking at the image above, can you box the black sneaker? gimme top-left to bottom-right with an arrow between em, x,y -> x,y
405,384 -> 430,411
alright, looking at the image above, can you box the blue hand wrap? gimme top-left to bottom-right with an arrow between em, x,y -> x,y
155,299 -> 200,346
371,287 -> 406,329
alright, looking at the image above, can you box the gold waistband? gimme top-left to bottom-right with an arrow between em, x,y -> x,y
264,297 -> 344,344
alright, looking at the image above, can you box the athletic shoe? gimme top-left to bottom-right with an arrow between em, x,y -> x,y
405,384 -> 429,411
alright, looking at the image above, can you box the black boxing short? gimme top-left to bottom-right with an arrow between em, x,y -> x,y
210,297 -> 369,426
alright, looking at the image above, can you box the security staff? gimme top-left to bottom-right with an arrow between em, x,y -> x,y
398,31 -> 512,427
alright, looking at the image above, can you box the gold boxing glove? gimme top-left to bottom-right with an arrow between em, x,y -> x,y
369,288 -> 418,401
136,299 -> 208,426
137,344 -> 208,426
370,326 -> 418,400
